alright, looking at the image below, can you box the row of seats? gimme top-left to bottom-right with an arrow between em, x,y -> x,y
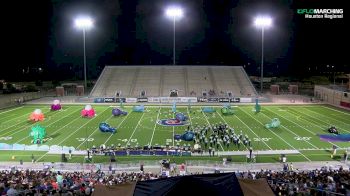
90,66 -> 257,97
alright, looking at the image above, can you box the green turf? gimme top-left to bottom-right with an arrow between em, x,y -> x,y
0,104 -> 349,163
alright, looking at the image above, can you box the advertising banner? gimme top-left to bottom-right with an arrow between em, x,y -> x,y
104,97 -> 115,103
137,98 -> 148,102
219,98 -> 230,102
240,98 -> 253,103
197,98 -> 208,102
94,98 -> 104,103
230,98 -> 240,102
148,97 -> 161,103
115,98 -> 126,103
207,98 -> 219,103
126,98 -> 137,103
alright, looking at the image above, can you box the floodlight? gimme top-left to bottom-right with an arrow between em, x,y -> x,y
254,17 -> 272,28
75,17 -> 93,29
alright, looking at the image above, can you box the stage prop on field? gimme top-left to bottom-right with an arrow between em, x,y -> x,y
265,118 -> 280,128
81,105 -> 96,118
202,107 -> 216,113
174,131 -> 195,141
319,134 -> 350,142
252,98 -> 261,113
172,102 -> 177,113
133,105 -> 145,112
112,108 -> 127,116
158,112 -> 189,126
99,122 -> 116,134
29,109 -> 45,122
30,124 -> 46,144
51,99 -> 62,111
221,104 -> 234,115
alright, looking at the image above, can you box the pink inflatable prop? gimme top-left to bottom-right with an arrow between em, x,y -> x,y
51,99 -> 62,111
29,109 -> 45,122
81,105 -> 95,118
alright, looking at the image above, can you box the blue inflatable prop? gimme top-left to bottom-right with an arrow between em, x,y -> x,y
174,134 -> 182,140
174,131 -> 195,141
133,105 -> 145,112
112,108 -> 127,116
99,122 -> 116,134
175,113 -> 188,121
202,107 -> 215,113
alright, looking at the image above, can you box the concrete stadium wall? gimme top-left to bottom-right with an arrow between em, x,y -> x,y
314,85 -> 350,108
0,92 -> 43,109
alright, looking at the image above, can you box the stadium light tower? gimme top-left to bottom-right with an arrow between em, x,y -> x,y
254,16 -> 272,94
165,7 -> 183,65
75,17 -> 93,91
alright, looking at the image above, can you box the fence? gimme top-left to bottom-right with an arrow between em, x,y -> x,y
0,92 -> 45,109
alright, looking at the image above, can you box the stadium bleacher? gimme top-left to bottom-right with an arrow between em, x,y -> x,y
90,66 -> 257,97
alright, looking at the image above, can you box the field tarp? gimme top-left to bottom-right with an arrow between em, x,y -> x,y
238,178 -> 275,196
134,172 -> 243,196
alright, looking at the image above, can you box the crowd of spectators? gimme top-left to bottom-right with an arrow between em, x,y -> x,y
237,165 -> 350,195
0,169 -> 162,196
1,164 -> 350,195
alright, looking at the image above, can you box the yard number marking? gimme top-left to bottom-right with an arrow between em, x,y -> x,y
76,138 -> 94,142
253,138 -> 272,142
0,136 -> 12,141
294,137 -> 311,141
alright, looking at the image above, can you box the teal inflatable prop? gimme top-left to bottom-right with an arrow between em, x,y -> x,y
221,104 -> 234,115
30,124 -> 46,144
265,118 -> 280,128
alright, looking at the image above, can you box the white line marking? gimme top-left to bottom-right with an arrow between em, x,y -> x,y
0,107 -> 64,138
215,111 -> 248,151
0,106 -> 23,115
303,107 -> 350,128
125,112 -> 145,147
104,111 -> 131,145
36,107 -> 110,162
239,108 -> 311,161
232,112 -> 271,150
149,107 -> 161,146
200,111 -> 225,151
264,107 -> 319,149
14,107 -> 80,143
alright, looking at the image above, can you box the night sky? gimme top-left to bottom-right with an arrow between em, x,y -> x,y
1,0 -> 347,81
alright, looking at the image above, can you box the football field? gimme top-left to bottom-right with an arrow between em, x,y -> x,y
0,104 -> 349,162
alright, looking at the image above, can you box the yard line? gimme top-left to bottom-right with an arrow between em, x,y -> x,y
186,105 -> 193,126
14,107 -> 81,143
0,107 -> 65,138
172,111 -> 175,147
321,105 -> 350,116
0,107 -> 52,134
0,106 -> 23,115
286,108 -> 340,148
303,107 -> 350,128
239,108 -> 311,161
215,111 -> 248,151
292,107 -> 350,134
173,126 -> 175,147
0,106 -> 54,125
76,115 -> 114,149
230,112 -> 271,150
125,112 -> 145,147
149,107 -> 161,146
264,108 -> 319,149
36,107 -> 110,162
103,112 -> 132,145
200,111 -> 225,151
